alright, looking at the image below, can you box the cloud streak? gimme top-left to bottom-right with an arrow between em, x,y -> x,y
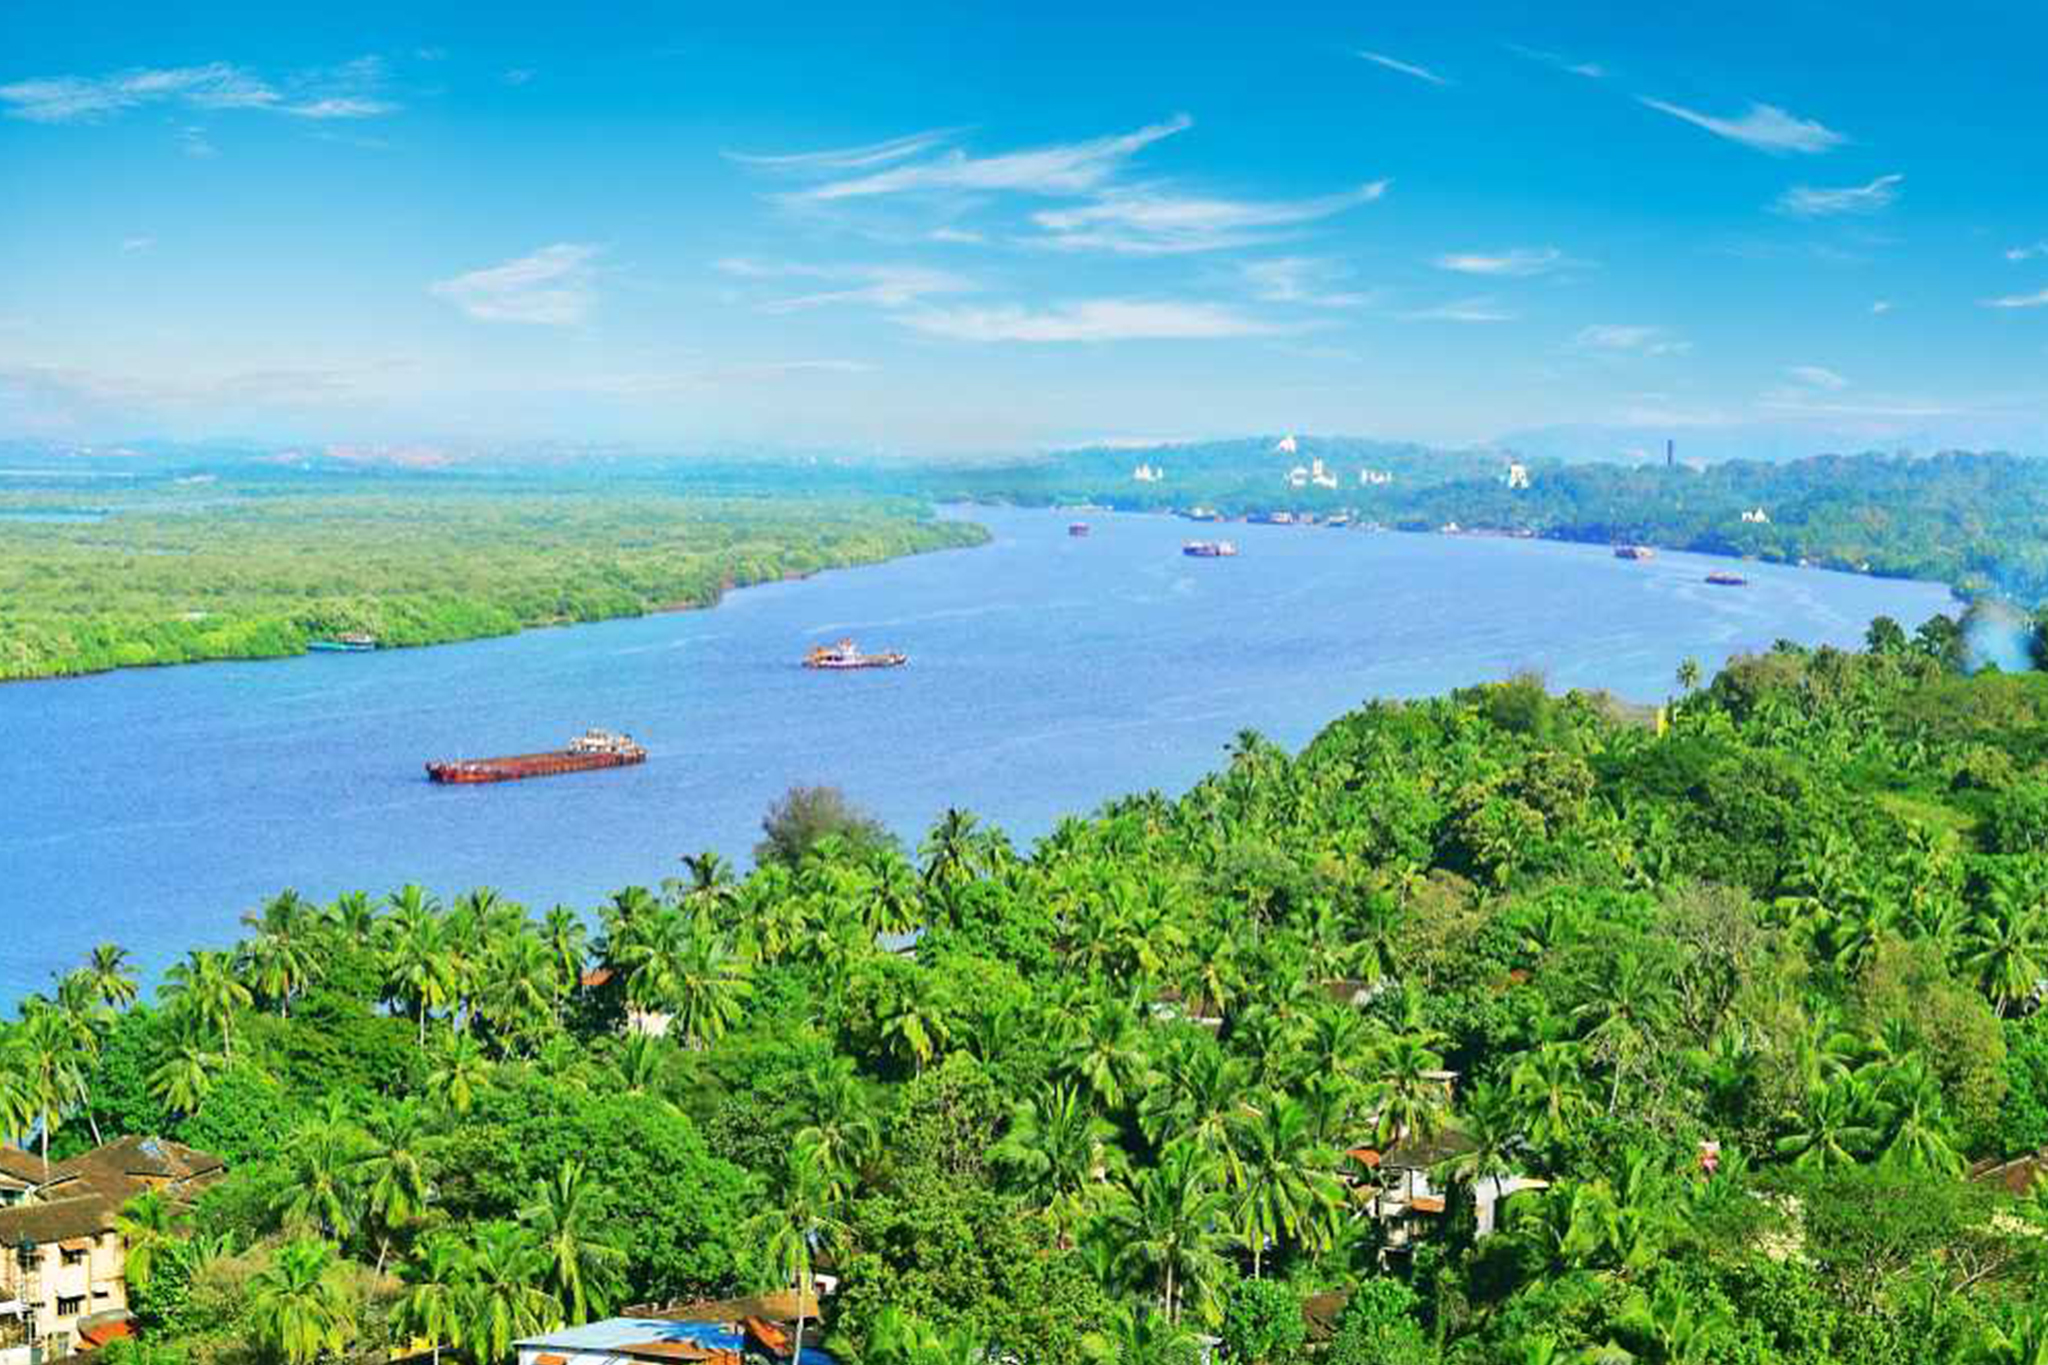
724,128 -> 958,171
1433,247 -> 1566,277
1400,298 -> 1518,323
1638,98 -> 1845,154
777,116 -> 1193,203
0,57 -> 396,123
1984,287 -> 2048,310
1575,324 -> 1690,355
430,244 -> 600,324
1357,51 -> 1447,85
1031,180 -> 1388,254
897,298 -> 1283,343
1773,173 -> 1902,218
1241,257 -> 1375,308
717,258 -> 977,312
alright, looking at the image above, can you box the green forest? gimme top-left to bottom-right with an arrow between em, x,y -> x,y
5,617 -> 2048,1365
926,443 -> 2048,606
0,482 -> 984,680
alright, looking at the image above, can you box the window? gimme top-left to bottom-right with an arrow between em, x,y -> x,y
57,1295 -> 85,1317
61,1248 -> 85,1266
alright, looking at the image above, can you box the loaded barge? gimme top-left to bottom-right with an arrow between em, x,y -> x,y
427,729 -> 645,784
1182,540 -> 1238,558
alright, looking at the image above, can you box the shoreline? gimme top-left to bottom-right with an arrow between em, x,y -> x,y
0,519 -> 992,686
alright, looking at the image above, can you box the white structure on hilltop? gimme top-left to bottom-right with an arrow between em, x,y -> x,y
1506,462 -> 1531,490
1275,434 -> 1298,455
1132,463 -> 1165,483
1742,506 -> 1770,524
1287,458 -> 1339,490
1360,468 -> 1394,486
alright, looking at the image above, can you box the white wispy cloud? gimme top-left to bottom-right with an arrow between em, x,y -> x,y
1773,173 -> 1902,218
1574,323 -> 1690,355
430,244 -> 600,324
896,298 -> 1282,343
1787,365 -> 1849,390
724,128 -> 959,171
1031,180 -> 1388,254
1506,44 -> 1605,79
179,125 -> 218,159
1433,247 -> 1566,277
1400,298 -> 1518,323
1638,98 -> 1845,154
928,227 -> 986,244
2006,241 -> 2048,262
1241,257 -> 1375,308
120,235 -> 155,253
501,69 -> 535,87
0,57 -> 396,123
716,258 -> 977,312
778,116 -> 1193,203
1357,50 -> 1447,85
578,360 -> 875,394
1984,287 -> 2048,310
1871,299 -> 1893,314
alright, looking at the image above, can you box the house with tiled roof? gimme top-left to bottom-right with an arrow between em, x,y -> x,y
0,1137 -> 224,1365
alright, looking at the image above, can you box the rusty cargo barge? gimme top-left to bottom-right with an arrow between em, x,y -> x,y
427,729 -> 646,784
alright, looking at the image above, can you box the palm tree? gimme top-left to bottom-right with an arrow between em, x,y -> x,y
743,1145 -> 848,1365
160,949 -> 252,1058
148,1025 -> 223,1120
427,1032 -> 492,1116
1974,1301 -> 2048,1365
277,1115 -> 368,1241
1225,1095 -> 1343,1276
398,1234 -> 470,1365
878,986 -> 949,1075
541,907 -> 589,1009
1365,1033 -> 1451,1148
1510,1041 -> 1596,1153
793,1057 -> 880,1199
1876,1058 -> 1963,1174
382,887 -> 453,1043
241,890 -> 322,1017
1085,1302 -> 1202,1365
1060,992 -> 1153,1112
1103,1140 -> 1231,1326
460,1222 -> 561,1365
520,1159 -> 625,1326
248,1237 -> 355,1365
356,1100 -> 434,1273
864,1307 -> 986,1365
84,943 -> 139,1011
1961,884 -> 2047,1017
1570,949 -> 1676,1112
13,1008 -> 85,1175
1776,1072 -> 1886,1170
1435,1080 -> 1528,1229
114,1190 -> 188,1292
989,1082 -> 1127,1247
669,924 -> 753,1049
1675,657 -> 1702,694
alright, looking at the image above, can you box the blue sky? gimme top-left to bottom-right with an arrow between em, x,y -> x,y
3,0 -> 2047,456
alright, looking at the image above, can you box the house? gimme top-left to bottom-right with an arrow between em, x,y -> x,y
1505,463 -> 1531,490
580,968 -> 674,1039
1359,469 -> 1393,486
1347,1129 -> 1545,1253
1971,1147 -> 2048,1196
1274,434 -> 1298,455
1131,463 -> 1165,483
0,1137 -> 224,1365
1741,507 -> 1770,524
516,1318 -> 837,1365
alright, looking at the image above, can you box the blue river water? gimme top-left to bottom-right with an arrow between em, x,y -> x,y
0,507 -> 1953,1001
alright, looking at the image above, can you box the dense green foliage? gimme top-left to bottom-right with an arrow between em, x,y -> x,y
925,441 -> 2048,605
5,620 -> 2048,1365
0,478 -> 982,679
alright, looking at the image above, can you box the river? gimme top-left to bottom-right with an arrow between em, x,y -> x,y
0,507 -> 1954,1001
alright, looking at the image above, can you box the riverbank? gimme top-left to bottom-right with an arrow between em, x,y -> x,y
0,488 -> 988,681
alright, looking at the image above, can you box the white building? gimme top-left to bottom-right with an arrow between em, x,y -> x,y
1741,507 -> 1770,524
1506,463 -> 1531,490
1360,469 -> 1394,486
1274,434 -> 1299,455
1132,463 -> 1165,483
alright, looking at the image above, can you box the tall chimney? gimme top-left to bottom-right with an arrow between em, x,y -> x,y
1666,438 -> 1674,469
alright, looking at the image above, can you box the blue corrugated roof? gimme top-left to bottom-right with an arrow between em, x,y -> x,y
516,1316 -> 836,1365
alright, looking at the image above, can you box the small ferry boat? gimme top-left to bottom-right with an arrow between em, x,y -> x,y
1613,545 -> 1655,561
309,632 -> 377,652
1069,522 -> 1091,537
1182,506 -> 1222,522
1704,571 -> 1749,587
428,729 -> 645,784
804,639 -> 908,670
1182,540 -> 1238,558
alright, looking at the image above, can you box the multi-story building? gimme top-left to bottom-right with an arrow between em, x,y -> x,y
0,1136 -> 224,1365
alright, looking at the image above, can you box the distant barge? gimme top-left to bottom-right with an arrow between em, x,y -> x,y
1069,522 -> 1091,537
309,632 -> 377,652
805,639 -> 908,670
1183,540 -> 1239,558
427,729 -> 645,784
1613,545 -> 1655,561
1704,571 -> 1749,586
